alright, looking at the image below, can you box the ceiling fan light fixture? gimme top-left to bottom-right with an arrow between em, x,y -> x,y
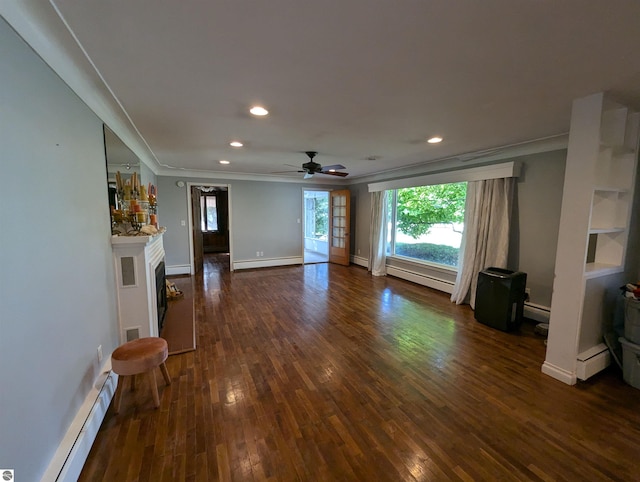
229,141 -> 243,147
249,106 -> 269,116
427,136 -> 443,144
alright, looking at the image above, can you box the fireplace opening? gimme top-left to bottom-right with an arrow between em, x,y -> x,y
155,261 -> 167,333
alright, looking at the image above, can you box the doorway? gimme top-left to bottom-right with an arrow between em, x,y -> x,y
303,190 -> 329,264
188,184 -> 232,274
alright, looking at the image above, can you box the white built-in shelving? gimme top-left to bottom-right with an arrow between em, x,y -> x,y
544,92 -> 639,385
585,101 -> 639,278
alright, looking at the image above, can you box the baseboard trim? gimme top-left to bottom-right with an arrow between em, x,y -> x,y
41,360 -> 117,482
233,256 -> 303,271
386,265 -> 455,294
166,264 -> 191,276
541,361 -> 577,385
351,255 -> 368,268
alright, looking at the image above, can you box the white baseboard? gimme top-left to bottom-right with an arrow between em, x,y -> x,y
41,360 -> 117,482
541,361 -> 577,385
166,264 -> 191,276
576,343 -> 611,381
233,256 -> 303,271
350,255 -> 368,268
386,265 -> 455,294
523,302 -> 551,323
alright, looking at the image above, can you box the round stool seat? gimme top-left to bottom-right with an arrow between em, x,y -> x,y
111,337 -> 171,413
112,337 -> 168,376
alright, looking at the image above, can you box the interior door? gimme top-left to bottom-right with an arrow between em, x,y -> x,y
329,189 -> 351,266
191,186 -> 204,273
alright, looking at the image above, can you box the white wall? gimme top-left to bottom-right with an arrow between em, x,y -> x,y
0,18 -> 119,480
510,150 -> 566,306
157,176 -> 344,270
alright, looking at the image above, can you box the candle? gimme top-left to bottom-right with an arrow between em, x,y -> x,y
136,211 -> 146,222
150,214 -> 157,227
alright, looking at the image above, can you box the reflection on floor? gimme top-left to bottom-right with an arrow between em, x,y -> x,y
304,249 -> 328,264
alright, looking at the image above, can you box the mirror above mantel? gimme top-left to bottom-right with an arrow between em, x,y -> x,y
104,124 -> 140,179
104,124 -> 159,235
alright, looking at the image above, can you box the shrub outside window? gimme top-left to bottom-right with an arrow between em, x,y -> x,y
387,182 -> 466,267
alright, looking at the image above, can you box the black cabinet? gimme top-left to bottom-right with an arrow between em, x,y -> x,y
475,268 -> 527,331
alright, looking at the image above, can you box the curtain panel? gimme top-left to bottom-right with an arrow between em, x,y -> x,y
451,177 -> 515,307
369,191 -> 388,276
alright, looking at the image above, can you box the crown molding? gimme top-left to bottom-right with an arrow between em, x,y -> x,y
348,133 -> 568,186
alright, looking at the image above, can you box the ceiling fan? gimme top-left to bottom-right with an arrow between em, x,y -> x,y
278,151 -> 349,179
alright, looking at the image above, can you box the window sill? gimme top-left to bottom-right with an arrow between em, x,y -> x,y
387,255 -> 458,274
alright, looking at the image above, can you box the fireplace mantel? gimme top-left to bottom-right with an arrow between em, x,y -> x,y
111,233 -> 165,342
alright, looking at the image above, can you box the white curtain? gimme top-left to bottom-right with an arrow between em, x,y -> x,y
451,177 -> 515,308
369,191 -> 388,276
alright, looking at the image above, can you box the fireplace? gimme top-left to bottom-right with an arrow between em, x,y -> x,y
112,233 -> 166,342
156,261 -> 167,332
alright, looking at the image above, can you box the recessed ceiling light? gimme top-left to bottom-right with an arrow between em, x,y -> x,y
249,106 -> 269,116
427,136 -> 443,144
219,160 -> 230,165
229,141 -> 243,147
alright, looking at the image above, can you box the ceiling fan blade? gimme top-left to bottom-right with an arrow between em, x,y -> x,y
270,170 -> 302,174
320,164 -> 346,171
320,171 -> 349,177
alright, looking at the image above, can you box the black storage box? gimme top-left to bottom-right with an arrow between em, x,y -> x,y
475,267 -> 527,331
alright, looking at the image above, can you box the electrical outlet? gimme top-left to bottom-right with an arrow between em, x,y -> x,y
259,251 -> 264,257
525,288 -> 531,295
181,220 -> 186,226
358,249 -> 361,255
97,345 -> 103,363
256,251 -> 260,257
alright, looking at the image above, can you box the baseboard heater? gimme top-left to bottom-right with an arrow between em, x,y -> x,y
386,265 -> 455,294
523,302 -> 551,323
42,362 -> 117,482
576,343 -> 611,381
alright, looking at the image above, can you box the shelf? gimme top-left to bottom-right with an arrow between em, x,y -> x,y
588,227 -> 625,234
584,262 -> 624,279
593,187 -> 628,194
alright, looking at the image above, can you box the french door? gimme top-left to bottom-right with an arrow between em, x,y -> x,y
329,189 -> 350,266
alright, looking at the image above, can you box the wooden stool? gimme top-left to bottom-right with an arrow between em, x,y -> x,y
111,337 -> 171,413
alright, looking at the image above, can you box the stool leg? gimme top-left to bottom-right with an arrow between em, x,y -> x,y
150,369 -> 160,408
114,376 -> 125,414
130,374 -> 136,391
160,362 -> 171,385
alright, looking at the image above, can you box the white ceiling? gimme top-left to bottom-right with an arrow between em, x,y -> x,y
5,1 -> 640,181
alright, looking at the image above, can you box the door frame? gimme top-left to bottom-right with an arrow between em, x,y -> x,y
302,188 -> 330,264
186,182 -> 233,274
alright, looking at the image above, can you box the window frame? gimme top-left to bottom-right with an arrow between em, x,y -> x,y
200,193 -> 220,233
385,182 -> 466,271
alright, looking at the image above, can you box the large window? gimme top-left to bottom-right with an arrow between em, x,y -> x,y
386,182 -> 466,267
200,194 -> 219,232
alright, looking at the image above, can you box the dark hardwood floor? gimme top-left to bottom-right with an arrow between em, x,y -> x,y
80,254 -> 640,481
